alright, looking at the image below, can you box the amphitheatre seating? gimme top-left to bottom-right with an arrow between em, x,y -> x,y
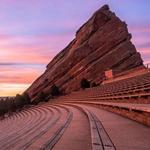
0,104 -> 72,150
55,69 -> 150,127
58,71 -> 150,102
63,101 -> 150,126
0,69 -> 150,149
65,101 -> 150,113
0,98 -> 150,149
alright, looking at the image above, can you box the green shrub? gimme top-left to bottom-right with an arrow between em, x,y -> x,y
50,84 -> 60,96
44,94 -> 53,102
22,92 -> 31,105
37,91 -> 46,102
15,94 -> 24,109
0,94 -> 31,117
10,98 -> 17,112
80,78 -> 90,89
0,99 -> 7,116
91,82 -> 97,87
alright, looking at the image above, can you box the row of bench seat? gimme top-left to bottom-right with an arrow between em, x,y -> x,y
0,104 -> 72,150
58,71 -> 150,102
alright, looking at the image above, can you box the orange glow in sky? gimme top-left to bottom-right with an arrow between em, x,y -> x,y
0,83 -> 30,96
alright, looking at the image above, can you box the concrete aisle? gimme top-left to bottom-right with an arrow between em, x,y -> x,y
81,104 -> 150,150
53,105 -> 91,150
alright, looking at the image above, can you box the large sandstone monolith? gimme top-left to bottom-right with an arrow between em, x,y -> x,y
26,5 -> 143,100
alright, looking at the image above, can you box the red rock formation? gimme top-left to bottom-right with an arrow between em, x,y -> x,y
26,5 -> 143,99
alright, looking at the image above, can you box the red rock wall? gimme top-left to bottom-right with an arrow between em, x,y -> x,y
26,5 -> 143,99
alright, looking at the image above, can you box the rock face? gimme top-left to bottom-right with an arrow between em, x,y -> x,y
27,5 -> 143,99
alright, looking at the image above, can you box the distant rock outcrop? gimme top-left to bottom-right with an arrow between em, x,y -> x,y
27,5 -> 143,100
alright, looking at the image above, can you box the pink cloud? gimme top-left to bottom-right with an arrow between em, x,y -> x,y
132,37 -> 149,45
0,49 -> 50,64
0,33 -> 73,65
129,24 -> 150,33
0,67 -> 40,84
139,47 -> 150,56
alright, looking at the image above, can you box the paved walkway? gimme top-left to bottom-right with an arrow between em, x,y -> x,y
53,105 -> 91,150
68,101 -> 150,112
71,104 -> 150,150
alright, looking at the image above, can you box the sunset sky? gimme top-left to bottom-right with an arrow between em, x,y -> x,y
0,0 -> 150,96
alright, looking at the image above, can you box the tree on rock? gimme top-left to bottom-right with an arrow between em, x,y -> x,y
37,91 -> 46,102
50,84 -> 60,96
91,82 -> 98,87
0,99 -> 7,116
44,94 -> 53,102
22,92 -> 31,105
15,94 -> 24,109
80,78 -> 90,89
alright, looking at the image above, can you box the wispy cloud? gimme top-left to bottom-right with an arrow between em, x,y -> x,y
128,23 -> 150,62
0,66 -> 41,84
